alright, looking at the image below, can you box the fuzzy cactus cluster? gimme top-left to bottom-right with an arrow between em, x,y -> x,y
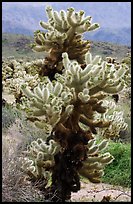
21,76 -> 73,127
22,138 -> 60,185
21,51 -> 129,137
62,51 -> 130,94
79,139 -> 113,183
96,100 -> 128,139
2,59 -> 46,104
3,5 -> 131,202
32,6 -> 99,77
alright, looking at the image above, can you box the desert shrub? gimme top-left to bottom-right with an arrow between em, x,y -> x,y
2,102 -> 45,133
2,130 -> 45,202
102,141 -> 131,188
17,119 -> 49,149
2,105 -> 22,131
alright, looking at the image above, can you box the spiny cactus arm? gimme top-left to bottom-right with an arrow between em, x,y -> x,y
58,104 -> 74,124
102,111 -> 128,139
102,82 -> 125,94
22,138 -> 61,181
93,99 -> 128,139
79,115 -> 110,134
43,6 -> 99,33
89,67 -> 130,95
79,115 -> 110,128
33,31 -> 66,51
21,79 -> 75,133
22,158 -> 38,179
31,7 -> 98,76
62,52 -> 130,96
78,139 -> 114,183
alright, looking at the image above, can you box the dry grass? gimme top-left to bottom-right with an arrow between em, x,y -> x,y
2,120 -> 45,202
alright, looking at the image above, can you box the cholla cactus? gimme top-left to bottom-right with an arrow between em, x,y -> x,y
21,78 -> 74,134
62,52 -> 130,95
2,59 -> 44,104
3,5 -> 130,203
78,139 -> 114,183
21,138 -> 61,187
95,99 -> 128,139
32,6 -> 99,77
21,49 -> 130,201
10,72 -> 40,103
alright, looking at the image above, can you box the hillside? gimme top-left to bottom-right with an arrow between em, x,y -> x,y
2,33 -> 131,61
2,2 -> 131,45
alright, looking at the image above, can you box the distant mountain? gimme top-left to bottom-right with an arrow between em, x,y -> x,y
2,2 -> 131,45
2,33 -> 131,61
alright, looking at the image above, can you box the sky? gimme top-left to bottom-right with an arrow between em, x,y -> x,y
2,2 -> 131,45
2,2 -> 131,29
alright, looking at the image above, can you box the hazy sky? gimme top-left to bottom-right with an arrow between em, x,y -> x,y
3,2 -> 131,29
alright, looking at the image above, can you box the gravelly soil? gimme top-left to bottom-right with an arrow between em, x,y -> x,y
71,181 -> 131,202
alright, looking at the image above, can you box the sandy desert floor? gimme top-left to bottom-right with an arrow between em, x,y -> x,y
71,181 -> 131,202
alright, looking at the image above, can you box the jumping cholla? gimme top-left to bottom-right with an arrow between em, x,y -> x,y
3,5 -> 130,202
31,5 -> 99,77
